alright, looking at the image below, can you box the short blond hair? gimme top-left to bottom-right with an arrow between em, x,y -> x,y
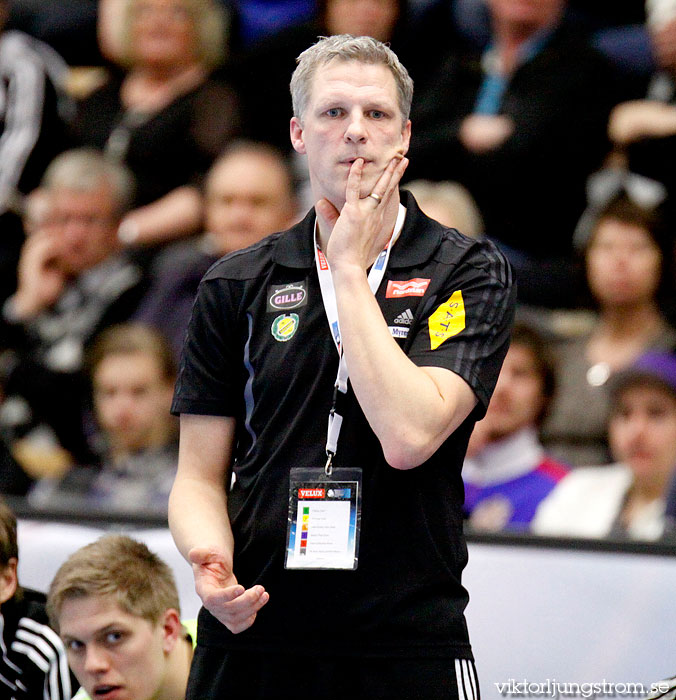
47,535 -> 180,632
42,148 -> 136,217
290,34 -> 413,124
88,323 -> 177,383
117,0 -> 227,70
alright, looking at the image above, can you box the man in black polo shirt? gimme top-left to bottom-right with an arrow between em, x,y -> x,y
169,34 -> 515,700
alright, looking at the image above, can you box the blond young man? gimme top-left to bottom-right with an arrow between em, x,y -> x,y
47,535 -> 193,700
28,323 -> 179,516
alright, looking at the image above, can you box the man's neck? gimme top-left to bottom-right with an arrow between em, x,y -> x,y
159,639 -> 193,700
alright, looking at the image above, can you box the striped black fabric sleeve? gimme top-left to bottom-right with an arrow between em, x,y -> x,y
1,612 -> 72,700
455,658 -> 481,700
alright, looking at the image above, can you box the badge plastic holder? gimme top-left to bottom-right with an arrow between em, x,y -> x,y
285,467 -> 362,570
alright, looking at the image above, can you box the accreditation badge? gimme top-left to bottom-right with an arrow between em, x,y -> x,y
285,467 -> 362,570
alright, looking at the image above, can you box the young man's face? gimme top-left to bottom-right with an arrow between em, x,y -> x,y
93,351 -> 175,454
290,59 -> 410,209
58,595 -> 177,700
481,343 -> 545,440
609,384 -> 676,485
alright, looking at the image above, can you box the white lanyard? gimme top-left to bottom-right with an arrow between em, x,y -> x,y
314,204 -> 406,473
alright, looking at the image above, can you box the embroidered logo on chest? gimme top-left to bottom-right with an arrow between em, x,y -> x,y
271,313 -> 300,342
385,278 -> 431,298
267,281 -> 308,312
393,308 -> 414,326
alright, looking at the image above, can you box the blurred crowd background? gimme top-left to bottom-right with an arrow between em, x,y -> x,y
1,0 -> 676,543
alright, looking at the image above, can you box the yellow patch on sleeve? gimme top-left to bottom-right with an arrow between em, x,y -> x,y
428,290 -> 466,350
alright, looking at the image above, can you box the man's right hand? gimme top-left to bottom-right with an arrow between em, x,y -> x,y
13,234 -> 67,320
188,546 -> 269,634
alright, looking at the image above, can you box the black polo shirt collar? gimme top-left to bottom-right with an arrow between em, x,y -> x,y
272,191 -> 443,271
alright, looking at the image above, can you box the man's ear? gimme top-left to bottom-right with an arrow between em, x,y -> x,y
0,558 -> 18,605
401,119 -> 411,156
160,608 -> 182,654
290,117 -> 306,155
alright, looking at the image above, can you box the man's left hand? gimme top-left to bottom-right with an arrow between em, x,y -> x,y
189,546 -> 269,634
318,155 -> 408,271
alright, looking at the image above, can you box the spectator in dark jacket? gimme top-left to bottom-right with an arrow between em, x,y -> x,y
0,496 -> 72,699
407,0 -> 632,306
0,149 -> 148,464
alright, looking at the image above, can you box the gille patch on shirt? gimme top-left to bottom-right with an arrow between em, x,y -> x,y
267,281 -> 308,312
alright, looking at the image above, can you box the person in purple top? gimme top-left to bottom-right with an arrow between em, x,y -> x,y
463,323 -> 569,531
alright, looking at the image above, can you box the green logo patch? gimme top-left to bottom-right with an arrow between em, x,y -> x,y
271,313 -> 299,342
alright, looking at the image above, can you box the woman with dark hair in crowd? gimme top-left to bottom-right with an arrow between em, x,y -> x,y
542,193 -> 676,466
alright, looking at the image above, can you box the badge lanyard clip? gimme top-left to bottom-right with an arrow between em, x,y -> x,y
325,385 -> 344,476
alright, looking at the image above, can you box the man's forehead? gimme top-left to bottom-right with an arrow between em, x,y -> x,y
615,382 -> 676,406
210,154 -> 288,195
60,595 -> 137,632
310,58 -> 397,99
52,185 -> 114,210
95,352 -> 164,379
